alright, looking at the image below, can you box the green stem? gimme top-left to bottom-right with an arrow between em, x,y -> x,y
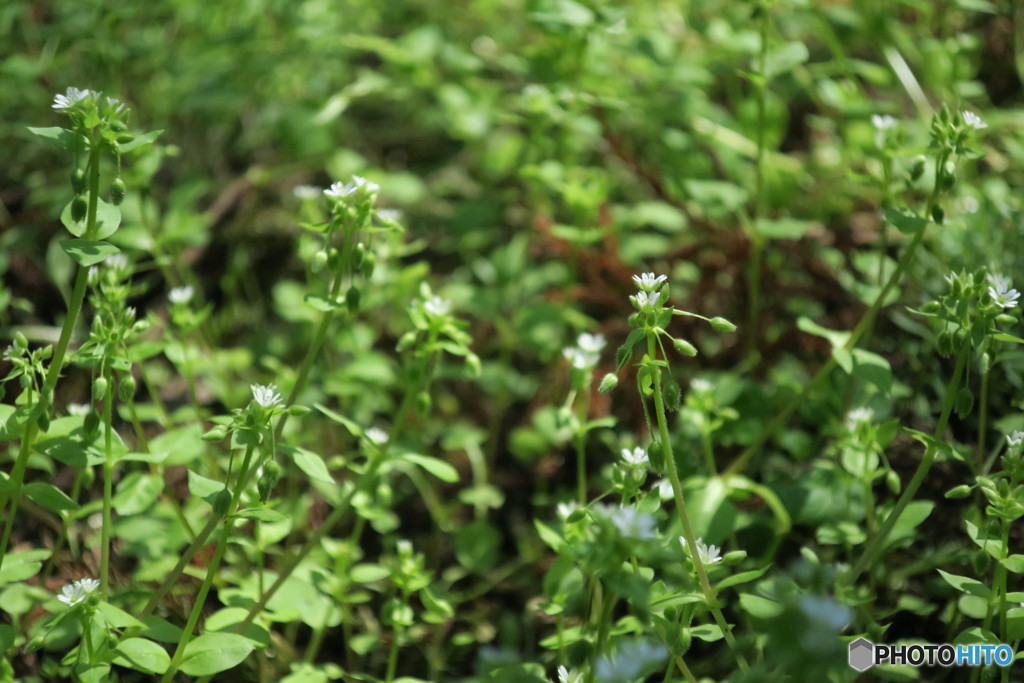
0,133 -> 102,574
100,367 -> 114,599
844,350 -> 966,584
385,596 -> 407,682
161,445 -> 256,682
575,385 -> 590,505
977,369 -> 989,470
647,335 -> 748,671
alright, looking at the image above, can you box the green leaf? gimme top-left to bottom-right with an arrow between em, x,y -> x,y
187,469 -> 224,500
886,208 -> 927,235
234,508 -> 288,524
764,41 -> 809,79
964,520 -> 1005,560
888,500 -> 934,544
938,569 -> 991,599
314,404 -> 365,438
350,564 -> 392,583
398,453 -> 459,483
60,239 -> 120,267
616,328 -> 645,372
739,593 -> 784,619
689,624 -> 724,642
1001,555 -> 1024,573
304,294 -> 345,312
23,482 -> 79,512
716,566 -> 771,591
113,638 -> 170,674
27,126 -> 69,144
118,129 -> 163,153
952,626 -> 1000,646
62,198 -> 122,239
179,632 -> 254,676
797,317 -> 850,349
0,549 -> 51,585
112,472 -> 163,515
97,601 -> 145,629
454,520 -> 500,572
288,447 -> 334,484
992,332 -> 1024,345
534,519 -> 565,552
756,218 -> 811,240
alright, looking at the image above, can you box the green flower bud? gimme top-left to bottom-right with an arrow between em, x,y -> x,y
886,469 -> 901,494
910,157 -> 926,182
954,386 -> 974,418
598,372 -> 619,393
710,316 -> 737,332
14,331 -> 28,350
110,177 -> 126,205
258,460 -> 282,503
288,404 -> 311,417
119,375 -> 136,401
110,120 -> 127,133
360,252 -> 376,279
996,314 -> 1017,326
211,489 -> 232,517
353,242 -> 366,269
71,195 -> 88,222
71,168 -> 86,194
673,338 -> 698,357
84,411 -> 100,436
945,484 -> 972,499
663,376 -> 682,412
465,352 -> 482,377
979,352 -> 992,376
346,285 -> 361,314
35,411 -> 50,433
115,132 -> 134,145
311,249 -> 329,273
920,301 -> 941,314
931,205 -> 944,225
417,391 -> 432,416
201,425 -> 228,442
93,376 -> 108,401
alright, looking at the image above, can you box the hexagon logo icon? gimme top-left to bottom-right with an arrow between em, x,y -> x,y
848,637 -> 874,672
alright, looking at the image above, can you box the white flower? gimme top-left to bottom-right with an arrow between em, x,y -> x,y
682,537 -> 722,565
365,427 -> 389,445
845,407 -> 874,430
690,378 -> 712,393
68,404 -> 91,416
593,639 -> 668,683
557,665 -> 583,683
557,501 -> 579,520
621,446 -> 648,466
563,346 -> 599,371
168,286 -> 194,304
632,272 -> 667,292
1007,431 -> 1024,447
422,295 -> 452,317
293,184 -> 321,200
377,208 -> 402,223
962,111 -> 987,130
52,87 -> 93,111
324,175 -> 380,199
871,114 -> 898,131
57,578 -> 99,607
633,290 -> 661,310
655,478 -> 673,499
396,539 -> 413,554
987,273 -> 1020,309
250,384 -> 282,408
596,505 -> 657,540
105,96 -> 126,114
106,254 -> 129,272
576,333 -> 606,354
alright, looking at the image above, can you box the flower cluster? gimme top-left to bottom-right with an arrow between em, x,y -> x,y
562,332 -> 606,371
324,175 -> 380,200
57,578 -> 99,607
682,536 -> 722,565
251,384 -> 283,408
594,503 -> 657,540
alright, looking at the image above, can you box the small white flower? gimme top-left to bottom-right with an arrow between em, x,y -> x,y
106,254 -> 129,272
365,427 -> 389,445
845,407 -> 874,430
962,111 -> 987,130
690,378 -> 712,393
603,505 -> 656,540
396,539 -> 413,554
632,272 -> 668,292
655,478 -> 673,499
324,181 -> 354,199
351,175 -> 380,194
563,346 -> 599,371
557,501 -> 579,520
1007,431 -> 1024,447
633,290 -> 661,310
576,333 -> 606,354
557,665 -> 583,683
871,114 -> 898,131
621,446 -> 648,466
377,208 -> 402,223
682,537 -> 722,565
250,384 -> 282,408
52,87 -> 93,111
57,578 -> 99,607
68,404 -> 91,416
987,273 -> 1020,309
168,286 -> 194,304
422,295 -> 452,317
293,184 -> 322,200
593,639 -> 668,682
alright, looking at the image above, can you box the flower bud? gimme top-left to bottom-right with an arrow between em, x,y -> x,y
14,331 -> 28,350
71,195 -> 88,223
353,242 -> 366,269
886,469 -> 901,494
84,411 -> 100,436
346,285 -> 361,314
417,391 -> 432,416
119,375 -> 136,401
288,404 -> 311,417
258,460 -> 282,503
673,338 -> 698,357
71,168 -> 86,194
92,376 -> 108,401
311,249 -> 329,273
202,425 -> 228,442
710,317 -> 737,332
931,205 -> 944,225
598,373 -> 619,394
663,377 -> 682,412
920,301 -> 941,314
910,157 -> 926,181
360,252 -> 376,279
115,132 -> 134,145
110,177 -> 126,205
996,314 -> 1016,326
211,489 -> 231,517
954,386 -> 974,418
979,352 -> 992,376
945,484 -> 972,499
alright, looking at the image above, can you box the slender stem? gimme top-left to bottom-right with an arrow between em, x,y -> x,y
575,385 -> 590,504
385,595 -> 407,682
647,335 -> 748,671
844,350 -> 966,584
161,445 -> 256,682
0,134 -> 102,574
100,367 -> 114,599
977,369 -> 990,470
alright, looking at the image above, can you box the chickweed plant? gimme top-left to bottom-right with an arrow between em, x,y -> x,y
3,3 -> 1024,683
